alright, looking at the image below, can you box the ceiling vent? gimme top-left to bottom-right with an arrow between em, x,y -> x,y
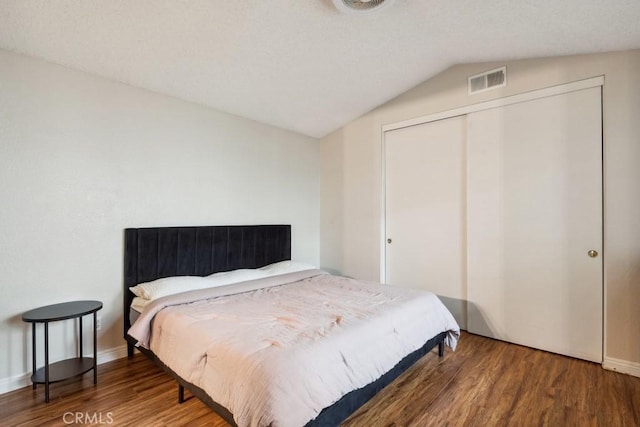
332,0 -> 395,14
468,67 -> 507,95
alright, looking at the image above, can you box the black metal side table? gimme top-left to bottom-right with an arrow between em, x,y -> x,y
22,300 -> 103,402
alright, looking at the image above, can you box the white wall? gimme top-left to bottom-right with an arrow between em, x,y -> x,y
320,50 -> 640,372
0,49 -> 319,392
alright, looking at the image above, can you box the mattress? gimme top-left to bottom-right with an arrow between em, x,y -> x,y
129,306 -> 141,325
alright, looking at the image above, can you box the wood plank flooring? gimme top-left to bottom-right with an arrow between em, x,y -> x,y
1,332 -> 638,426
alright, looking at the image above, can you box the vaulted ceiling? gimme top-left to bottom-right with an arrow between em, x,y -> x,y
1,1 -> 639,138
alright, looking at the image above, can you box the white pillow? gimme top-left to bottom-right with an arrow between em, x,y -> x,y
204,268 -> 267,288
259,260 -> 317,276
130,268 -> 268,301
129,276 -> 210,300
131,296 -> 151,313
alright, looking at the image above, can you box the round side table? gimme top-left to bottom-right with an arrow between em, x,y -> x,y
22,300 -> 102,402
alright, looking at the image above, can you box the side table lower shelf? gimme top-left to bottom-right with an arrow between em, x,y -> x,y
31,357 -> 96,384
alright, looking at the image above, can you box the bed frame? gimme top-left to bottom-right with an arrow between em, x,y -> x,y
123,224 -> 446,426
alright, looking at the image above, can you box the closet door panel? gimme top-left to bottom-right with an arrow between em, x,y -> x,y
385,116 -> 467,327
466,87 -> 603,362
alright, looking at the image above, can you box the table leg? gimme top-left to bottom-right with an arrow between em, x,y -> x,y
93,311 -> 97,384
44,322 -> 49,403
31,323 -> 36,390
79,316 -> 83,358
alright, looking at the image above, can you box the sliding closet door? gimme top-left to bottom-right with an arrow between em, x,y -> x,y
385,116 -> 467,327
466,87 -> 603,362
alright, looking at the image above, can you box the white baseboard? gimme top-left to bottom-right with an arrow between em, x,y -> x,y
0,344 -> 128,395
0,372 -> 32,396
603,357 -> 640,378
98,345 -> 129,364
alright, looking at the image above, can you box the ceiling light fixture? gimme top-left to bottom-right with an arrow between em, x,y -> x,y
332,0 -> 395,14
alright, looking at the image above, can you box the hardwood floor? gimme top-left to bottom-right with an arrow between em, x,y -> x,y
1,332 -> 638,426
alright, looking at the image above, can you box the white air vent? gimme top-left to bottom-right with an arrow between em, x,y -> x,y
468,67 -> 507,95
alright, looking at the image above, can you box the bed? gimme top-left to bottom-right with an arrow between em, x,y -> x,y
123,225 -> 459,427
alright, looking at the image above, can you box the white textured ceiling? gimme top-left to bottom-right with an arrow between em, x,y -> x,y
1,1 -> 639,138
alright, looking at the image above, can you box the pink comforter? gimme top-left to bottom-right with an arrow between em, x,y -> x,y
128,270 -> 460,427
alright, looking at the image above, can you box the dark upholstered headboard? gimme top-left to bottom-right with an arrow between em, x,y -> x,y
123,225 -> 291,337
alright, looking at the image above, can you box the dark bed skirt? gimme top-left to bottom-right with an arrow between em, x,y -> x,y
127,331 -> 447,427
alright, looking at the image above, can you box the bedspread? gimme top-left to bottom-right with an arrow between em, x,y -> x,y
128,270 -> 459,427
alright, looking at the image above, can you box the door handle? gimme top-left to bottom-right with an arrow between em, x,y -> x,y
588,250 -> 598,258
387,238 -> 392,244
